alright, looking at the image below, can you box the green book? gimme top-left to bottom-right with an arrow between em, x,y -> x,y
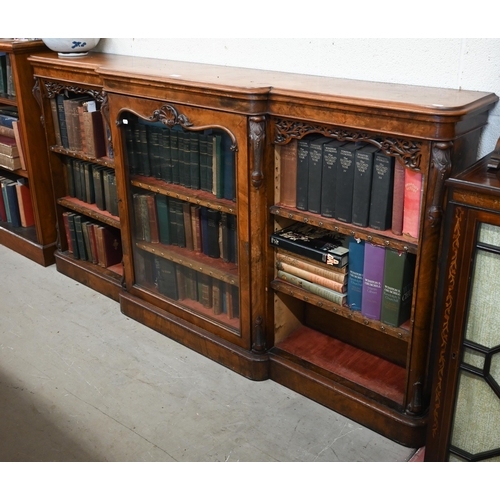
380,249 -> 416,327
156,194 -> 171,245
212,133 -> 223,199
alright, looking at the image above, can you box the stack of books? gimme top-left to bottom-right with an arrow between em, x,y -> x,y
270,223 -> 349,306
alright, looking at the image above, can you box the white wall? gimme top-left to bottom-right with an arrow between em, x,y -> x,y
95,38 -> 500,158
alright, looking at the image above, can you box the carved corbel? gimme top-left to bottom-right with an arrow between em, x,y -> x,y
249,116 -> 266,189
428,142 -> 453,227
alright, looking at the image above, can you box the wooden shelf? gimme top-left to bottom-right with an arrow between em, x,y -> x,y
50,145 -> 115,169
271,279 -> 411,341
57,196 -> 120,229
271,205 -> 418,254
136,240 -> 238,286
131,175 -> 237,215
273,326 -> 406,405
55,250 -> 123,301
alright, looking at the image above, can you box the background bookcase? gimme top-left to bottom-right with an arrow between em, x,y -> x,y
0,39 -> 56,266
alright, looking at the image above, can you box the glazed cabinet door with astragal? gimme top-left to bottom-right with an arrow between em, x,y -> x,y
107,92 -> 269,380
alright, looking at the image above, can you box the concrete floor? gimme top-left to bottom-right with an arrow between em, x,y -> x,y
0,244 -> 418,462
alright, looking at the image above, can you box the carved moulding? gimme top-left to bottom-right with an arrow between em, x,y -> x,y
118,104 -> 238,152
273,118 -> 422,171
249,116 -> 265,189
427,142 -> 453,228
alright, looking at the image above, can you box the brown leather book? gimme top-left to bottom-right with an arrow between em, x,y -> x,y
391,158 -> 405,236
182,201 -> 194,250
279,140 -> 298,207
83,109 -> 106,158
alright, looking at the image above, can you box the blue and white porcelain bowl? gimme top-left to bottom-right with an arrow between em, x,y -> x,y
41,38 -> 101,57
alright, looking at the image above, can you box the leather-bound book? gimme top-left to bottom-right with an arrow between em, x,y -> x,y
190,205 -> 202,252
402,168 -> 423,239
307,137 -> 331,214
159,127 -> 172,183
66,212 -> 79,259
49,97 -> 62,146
182,201 -> 194,251
391,158 -> 405,235
146,194 -> 159,244
222,132 -> 235,201
199,273 -> 213,309
212,133 -> 223,199
156,194 -> 171,245
320,140 -> 345,218
369,152 -> 395,230
295,137 -> 310,211
335,142 -> 363,223
352,145 -> 378,227
73,214 -> 87,261
279,140 -> 298,207
170,129 -> 180,185
55,93 -> 69,149
15,182 -> 35,227
207,208 -> 221,259
381,248 -> 416,327
137,122 -> 151,177
361,243 -> 386,320
347,236 -> 365,311
156,258 -> 178,300
189,132 -> 200,190
83,108 -> 106,159
219,212 -> 230,262
147,125 -> 162,179
92,165 -> 106,211
199,134 -> 210,192
62,212 -> 73,254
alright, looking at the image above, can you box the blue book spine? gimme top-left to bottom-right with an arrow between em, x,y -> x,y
347,236 -> 365,311
222,133 -> 235,201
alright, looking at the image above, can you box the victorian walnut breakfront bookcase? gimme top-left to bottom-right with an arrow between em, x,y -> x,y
28,50 -> 498,447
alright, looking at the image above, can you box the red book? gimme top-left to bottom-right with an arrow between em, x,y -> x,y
402,168 -> 423,239
391,158 -> 405,236
62,212 -> 73,253
15,182 -> 35,227
0,181 -> 7,222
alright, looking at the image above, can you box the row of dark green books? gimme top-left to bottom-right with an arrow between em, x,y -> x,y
62,211 -> 123,268
133,191 -> 238,264
136,250 -> 240,320
64,157 -> 118,216
0,53 -> 15,98
124,117 -> 236,201
281,136 -> 419,235
347,237 -> 416,327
